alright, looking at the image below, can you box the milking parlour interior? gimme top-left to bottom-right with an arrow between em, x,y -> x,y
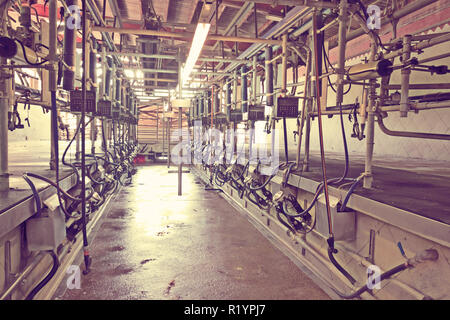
0,0 -> 449,306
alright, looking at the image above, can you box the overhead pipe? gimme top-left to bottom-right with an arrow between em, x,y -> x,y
244,0 -> 337,9
211,7 -> 311,85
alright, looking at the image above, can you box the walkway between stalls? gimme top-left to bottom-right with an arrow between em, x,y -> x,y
56,165 -> 330,300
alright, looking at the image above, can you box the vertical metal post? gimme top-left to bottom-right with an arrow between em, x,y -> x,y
252,56 -> 257,104
265,46 -> 273,107
400,35 -> 411,117
226,79 -> 231,120
211,86 -> 214,128
63,0 -> 76,91
296,49 -> 311,169
281,34 -> 288,97
241,66 -> 248,112
49,0 -> 58,171
303,29 -> 314,173
91,118 -> 96,154
0,58 -> 10,191
162,101 -> 166,157
281,34 -> 289,163
336,0 -> 348,106
233,70 -> 238,110
167,91 -> 171,168
81,0 -> 91,273
364,80 -> 376,189
178,55 -> 182,196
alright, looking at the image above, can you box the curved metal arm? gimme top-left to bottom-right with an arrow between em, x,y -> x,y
377,114 -> 450,140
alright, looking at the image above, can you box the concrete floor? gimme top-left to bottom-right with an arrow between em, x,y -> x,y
56,164 -> 329,300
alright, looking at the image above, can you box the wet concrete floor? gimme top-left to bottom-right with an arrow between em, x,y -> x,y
58,165 -> 329,300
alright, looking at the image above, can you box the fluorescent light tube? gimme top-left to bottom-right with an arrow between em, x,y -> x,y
182,23 -> 210,85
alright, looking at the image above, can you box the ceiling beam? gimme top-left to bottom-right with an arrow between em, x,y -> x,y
92,26 -> 283,45
243,0 -> 337,9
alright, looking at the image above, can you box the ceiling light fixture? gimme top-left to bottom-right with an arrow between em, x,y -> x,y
181,22 -> 211,85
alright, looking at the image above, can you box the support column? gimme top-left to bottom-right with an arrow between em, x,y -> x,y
336,0 -> 348,106
0,57 -> 10,191
364,80 -> 376,189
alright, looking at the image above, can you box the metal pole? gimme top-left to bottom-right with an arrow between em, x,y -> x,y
336,0 -> 348,106
281,34 -> 289,163
49,0 -> 58,171
241,66 -> 248,112
400,35 -> 411,117
167,91 -> 171,169
0,57 -> 9,191
178,55 -> 182,196
303,25 -> 314,172
363,80 -> 376,189
81,0 -> 91,273
265,46 -> 273,106
252,56 -> 257,104
296,49 -> 311,169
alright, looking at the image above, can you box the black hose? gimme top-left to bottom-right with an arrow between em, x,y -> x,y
339,177 -> 363,212
25,172 -> 95,203
247,174 -> 272,190
22,174 -> 41,215
275,205 -> 297,234
62,117 -> 94,187
25,251 -> 59,300
51,91 -> 74,218
327,241 -> 357,285
14,38 -> 48,66
334,262 -> 408,299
